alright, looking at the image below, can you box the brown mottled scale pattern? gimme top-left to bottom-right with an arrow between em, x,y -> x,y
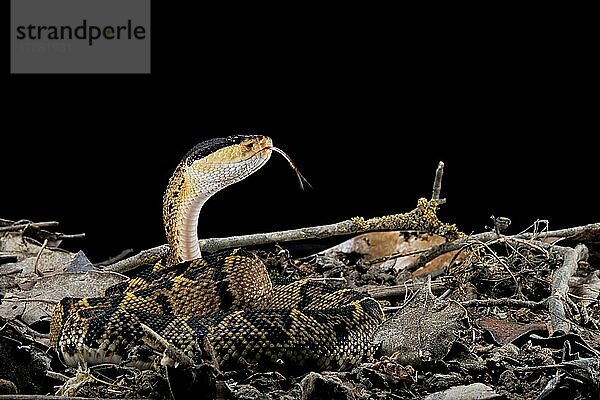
50,135 -> 385,372
50,250 -> 384,371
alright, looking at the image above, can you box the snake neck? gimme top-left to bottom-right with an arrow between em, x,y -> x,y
163,165 -> 210,264
162,136 -> 273,265
178,194 -> 206,261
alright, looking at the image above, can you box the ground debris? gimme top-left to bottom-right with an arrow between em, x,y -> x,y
373,285 -> 468,364
300,372 -> 355,400
424,382 -> 501,400
477,317 -> 548,345
2,214 -> 600,399
0,317 -> 52,394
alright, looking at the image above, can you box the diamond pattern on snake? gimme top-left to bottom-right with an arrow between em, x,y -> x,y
50,135 -> 384,372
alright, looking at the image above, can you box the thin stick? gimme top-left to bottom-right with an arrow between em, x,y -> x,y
405,222 -> 598,273
514,357 -> 600,372
548,244 -> 589,335
383,306 -> 403,312
33,239 -> 48,277
0,396 -> 126,400
365,280 -> 449,300
514,364 -> 566,372
0,255 -> 18,266
106,198 -> 459,273
94,248 -> 135,266
0,221 -> 59,232
139,323 -> 195,367
0,267 -> 22,276
57,233 -> 86,240
406,231 -> 497,272
461,298 -> 547,310
5,318 -> 50,339
363,248 -> 429,267
519,223 -> 600,241
431,161 -> 445,204
307,277 -> 347,284
46,370 -> 70,382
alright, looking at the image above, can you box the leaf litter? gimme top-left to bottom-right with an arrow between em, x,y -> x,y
1,214 -> 600,399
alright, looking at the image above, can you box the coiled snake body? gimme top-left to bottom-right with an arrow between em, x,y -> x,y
50,136 -> 384,372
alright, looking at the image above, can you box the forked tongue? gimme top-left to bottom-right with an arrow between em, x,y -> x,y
265,146 -> 313,191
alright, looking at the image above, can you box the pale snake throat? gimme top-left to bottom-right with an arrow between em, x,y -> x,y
50,135 -> 385,372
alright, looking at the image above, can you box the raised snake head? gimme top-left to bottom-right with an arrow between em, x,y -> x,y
164,135 -> 273,262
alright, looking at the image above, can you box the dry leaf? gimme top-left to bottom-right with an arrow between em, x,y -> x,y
425,383 -> 501,400
0,271 -> 127,323
318,231 -> 465,274
476,317 -> 547,345
572,271 -> 600,308
373,287 -> 468,365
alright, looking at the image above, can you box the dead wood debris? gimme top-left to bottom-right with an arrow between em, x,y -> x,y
105,196 -> 460,274
1,163 -> 600,399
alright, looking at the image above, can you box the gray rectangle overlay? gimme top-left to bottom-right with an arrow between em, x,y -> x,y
11,0 -> 150,74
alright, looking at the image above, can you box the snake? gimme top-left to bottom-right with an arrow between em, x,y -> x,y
49,135 -> 384,372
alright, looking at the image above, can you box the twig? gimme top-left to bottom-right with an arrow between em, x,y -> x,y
56,233 -> 86,240
1,297 -> 57,305
514,364 -> 566,373
365,280 -> 449,300
406,232 -> 497,272
46,370 -> 70,382
94,248 -> 135,267
5,318 -> 50,340
364,248 -> 428,267
0,221 -> 59,232
106,198 -> 459,273
437,288 -> 453,300
307,277 -> 347,284
548,244 -> 589,335
383,306 -> 403,312
0,396 -> 130,400
0,218 -> 16,226
0,253 -> 18,264
139,323 -> 195,367
33,239 -> 48,277
405,221 -> 599,273
514,357 -> 600,372
476,238 -> 520,296
431,161 -> 446,204
461,298 -> 548,310
519,223 -> 600,241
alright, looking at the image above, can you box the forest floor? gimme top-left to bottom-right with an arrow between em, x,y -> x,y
1,211 -> 599,400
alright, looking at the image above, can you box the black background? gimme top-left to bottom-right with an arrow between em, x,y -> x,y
4,6 -> 596,262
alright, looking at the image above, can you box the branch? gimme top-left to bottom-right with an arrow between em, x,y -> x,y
0,221 -> 59,232
365,279 -> 449,300
56,233 -> 86,240
0,396 -> 121,400
406,231 -> 497,272
519,222 -> 600,242
548,243 -> 589,335
140,323 -> 195,368
405,222 -> 600,273
461,298 -> 547,310
0,253 -> 18,265
105,198 -> 459,273
33,239 -> 48,277
94,248 -> 135,267
431,161 -> 445,204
